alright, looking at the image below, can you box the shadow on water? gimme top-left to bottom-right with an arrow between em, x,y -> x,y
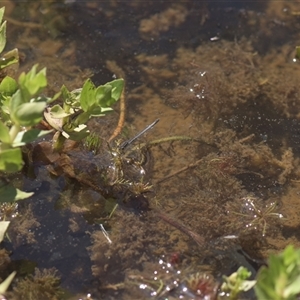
3,0 -> 300,298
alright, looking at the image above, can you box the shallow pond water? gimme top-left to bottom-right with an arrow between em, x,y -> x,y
2,1 -> 300,299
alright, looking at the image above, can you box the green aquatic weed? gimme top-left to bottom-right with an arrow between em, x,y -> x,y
255,245 -> 300,300
220,266 -> 256,300
0,5 -> 123,201
233,197 -> 284,237
0,64 -> 53,201
0,7 -> 18,71
44,78 -> 124,150
84,132 -> 102,155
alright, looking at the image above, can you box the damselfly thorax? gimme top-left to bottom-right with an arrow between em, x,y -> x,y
106,119 -> 159,184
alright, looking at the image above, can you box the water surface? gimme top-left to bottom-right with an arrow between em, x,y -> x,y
2,1 -> 300,299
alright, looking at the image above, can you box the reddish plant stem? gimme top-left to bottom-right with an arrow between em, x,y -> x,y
154,209 -> 205,248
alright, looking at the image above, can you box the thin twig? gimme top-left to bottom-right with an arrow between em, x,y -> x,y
154,208 -> 205,248
108,88 -> 126,142
155,157 -> 203,184
127,135 -> 204,155
106,60 -> 126,142
6,16 -> 42,29
238,134 -> 255,144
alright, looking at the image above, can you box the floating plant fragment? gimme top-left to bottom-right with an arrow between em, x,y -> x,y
232,197 -> 284,237
220,266 -> 256,300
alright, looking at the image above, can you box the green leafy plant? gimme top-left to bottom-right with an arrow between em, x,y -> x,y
44,77 -> 123,150
0,7 -> 50,201
0,6 -> 123,202
0,7 -> 18,71
0,65 -> 54,201
0,66 -> 124,201
220,266 -> 256,300
233,197 -> 284,237
255,245 -> 300,300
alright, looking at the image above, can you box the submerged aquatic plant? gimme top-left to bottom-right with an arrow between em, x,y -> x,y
233,197 -> 284,237
185,272 -> 219,300
10,268 -> 63,300
44,77 -> 124,151
0,5 -> 124,202
0,202 -> 18,221
83,132 -> 102,155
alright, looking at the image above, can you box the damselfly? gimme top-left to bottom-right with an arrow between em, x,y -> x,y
108,119 -> 160,185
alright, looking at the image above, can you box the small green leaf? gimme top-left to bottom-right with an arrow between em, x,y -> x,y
12,101 -> 46,126
70,88 -> 82,102
0,97 -> 11,121
0,76 -> 18,94
89,105 -> 102,116
89,105 -> 113,116
100,107 -> 113,114
73,111 -> 90,126
13,129 -> 52,147
19,64 -> 47,100
0,184 -> 33,202
240,280 -> 256,292
63,124 -> 89,141
108,78 -> 124,101
0,221 -> 9,243
0,120 -> 11,143
15,189 -> 34,200
0,271 -> 16,294
95,84 -> 112,107
0,20 -> 6,54
80,79 -> 96,112
10,89 -> 24,117
221,266 -> 255,299
284,274 -> 300,297
31,95 -> 52,103
28,68 -> 47,94
90,106 -> 113,117
0,148 -> 23,172
0,7 -> 4,26
60,85 -> 71,102
50,104 -> 72,118
236,266 -> 252,280
0,48 -> 19,70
